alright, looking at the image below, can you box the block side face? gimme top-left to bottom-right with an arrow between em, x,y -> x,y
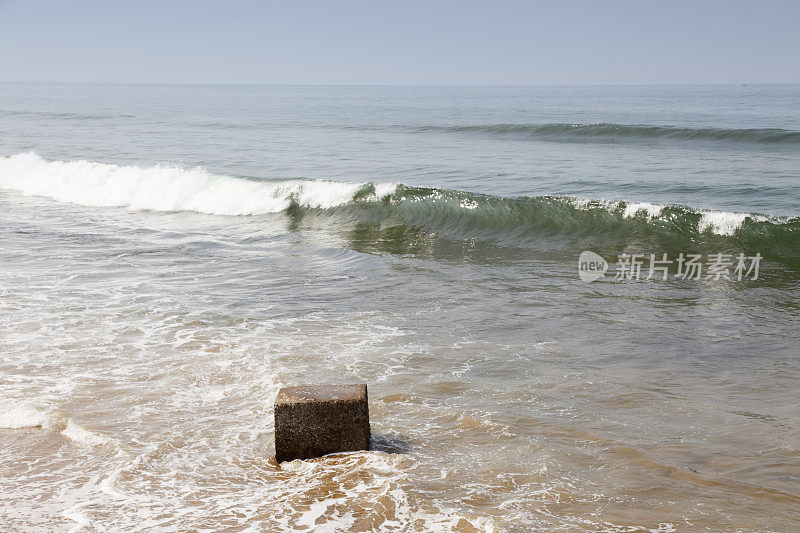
274,396 -> 370,462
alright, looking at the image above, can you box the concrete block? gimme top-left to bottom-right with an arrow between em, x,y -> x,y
274,384 -> 370,462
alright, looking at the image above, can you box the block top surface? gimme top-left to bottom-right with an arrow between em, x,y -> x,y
276,384 -> 367,405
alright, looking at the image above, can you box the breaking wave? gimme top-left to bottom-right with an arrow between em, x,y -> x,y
1,153 -> 798,259
0,152 -> 397,215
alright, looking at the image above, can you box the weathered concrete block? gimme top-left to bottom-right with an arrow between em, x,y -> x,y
274,384 -> 370,462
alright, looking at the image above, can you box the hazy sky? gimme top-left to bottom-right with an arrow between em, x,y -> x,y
1,0 -> 799,85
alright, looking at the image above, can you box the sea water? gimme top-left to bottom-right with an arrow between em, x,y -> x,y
1,83 -> 798,531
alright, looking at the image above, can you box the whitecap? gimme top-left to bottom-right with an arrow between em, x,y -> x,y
698,211 -> 748,236
0,152 -> 397,216
623,201 -> 664,219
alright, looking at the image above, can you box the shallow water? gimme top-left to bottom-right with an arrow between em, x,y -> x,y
1,84 -> 799,531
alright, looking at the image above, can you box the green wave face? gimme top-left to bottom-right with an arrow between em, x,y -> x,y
294,185 -> 800,263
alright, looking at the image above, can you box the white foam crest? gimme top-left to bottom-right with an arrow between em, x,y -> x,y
623,201 -> 664,219
569,197 -> 621,211
61,419 -> 117,447
567,196 -> 619,211
571,195 -> 754,236
374,182 -> 398,199
0,402 -> 49,429
572,197 -> 664,219
0,153 -> 397,215
698,211 -> 748,236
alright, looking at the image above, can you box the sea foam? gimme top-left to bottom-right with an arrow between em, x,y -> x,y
61,419 -> 117,447
0,402 -> 49,429
0,153 -> 396,216
698,211 -> 749,236
622,202 -> 665,219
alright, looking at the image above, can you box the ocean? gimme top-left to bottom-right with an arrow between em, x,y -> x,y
1,83 -> 798,531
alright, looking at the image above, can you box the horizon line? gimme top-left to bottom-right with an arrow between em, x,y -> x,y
1,80 -> 799,88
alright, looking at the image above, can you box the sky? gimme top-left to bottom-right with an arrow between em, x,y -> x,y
1,0 -> 799,85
